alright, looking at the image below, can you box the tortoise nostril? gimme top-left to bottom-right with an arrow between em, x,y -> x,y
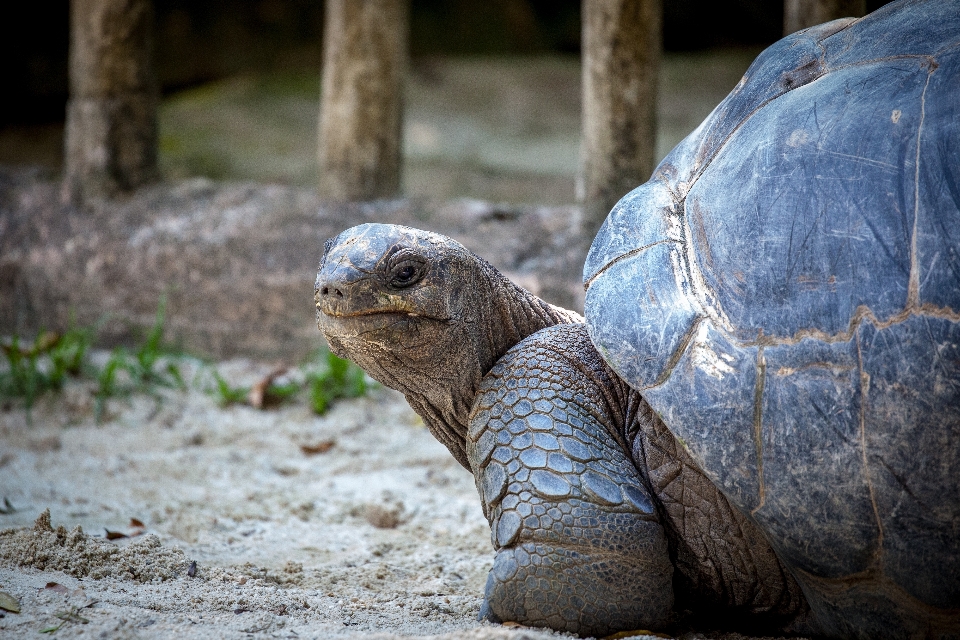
319,284 -> 345,298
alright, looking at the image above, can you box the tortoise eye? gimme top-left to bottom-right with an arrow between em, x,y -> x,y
389,260 -> 424,288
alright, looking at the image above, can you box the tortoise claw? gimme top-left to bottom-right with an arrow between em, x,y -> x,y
477,585 -> 502,624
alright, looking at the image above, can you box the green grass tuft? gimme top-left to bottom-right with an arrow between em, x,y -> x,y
306,350 -> 369,415
0,326 -> 93,424
212,371 -> 248,407
93,298 -> 186,423
2,299 -> 373,422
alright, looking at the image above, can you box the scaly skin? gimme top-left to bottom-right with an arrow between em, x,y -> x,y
316,224 -> 808,636
469,324 -> 806,636
468,323 -> 673,635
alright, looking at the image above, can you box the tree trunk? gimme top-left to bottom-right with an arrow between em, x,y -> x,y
579,0 -> 662,242
63,0 -> 158,203
318,0 -> 409,201
784,0 -> 867,34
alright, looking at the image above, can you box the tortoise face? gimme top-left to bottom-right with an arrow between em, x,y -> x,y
315,223 -> 473,372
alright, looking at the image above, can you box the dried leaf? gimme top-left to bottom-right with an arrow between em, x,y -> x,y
364,504 -> 402,529
2,332 -> 59,357
129,517 -> 145,528
0,590 -> 20,613
33,331 -> 61,354
187,561 -> 197,577
300,439 -> 336,455
43,583 -> 70,595
248,366 -> 287,409
104,529 -> 127,540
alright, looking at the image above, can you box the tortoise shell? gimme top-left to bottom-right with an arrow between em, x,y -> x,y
584,0 -> 960,632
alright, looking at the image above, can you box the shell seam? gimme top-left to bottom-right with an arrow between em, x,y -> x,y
583,239 -> 678,291
855,331 -> 884,550
750,347 -> 767,516
736,303 -> 960,350
907,61 -> 935,309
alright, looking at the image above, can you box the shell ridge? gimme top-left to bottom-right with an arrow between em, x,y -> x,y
679,54 -> 954,349
737,303 -> 960,349
907,62 -> 936,309
679,197 -> 735,333
934,39 -> 960,57
750,346 -> 767,516
583,238 -> 678,291
854,330 -> 885,554
637,315 -> 705,391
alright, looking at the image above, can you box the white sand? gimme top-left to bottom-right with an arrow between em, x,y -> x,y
0,357 -> 576,639
0,357 -> 770,640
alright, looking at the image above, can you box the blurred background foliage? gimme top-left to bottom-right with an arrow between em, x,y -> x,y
1,0 -> 893,204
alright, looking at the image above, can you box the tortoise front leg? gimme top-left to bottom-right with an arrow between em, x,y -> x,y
466,330 -> 674,636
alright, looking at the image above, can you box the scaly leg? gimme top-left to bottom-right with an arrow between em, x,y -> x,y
466,324 -> 674,636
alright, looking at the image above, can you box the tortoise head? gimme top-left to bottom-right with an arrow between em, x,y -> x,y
315,223 -> 581,468
315,223 -> 476,374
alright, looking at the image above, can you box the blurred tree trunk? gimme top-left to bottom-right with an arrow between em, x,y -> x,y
784,0 -> 867,33
579,0 -> 662,242
63,0 -> 158,203
318,0 -> 409,201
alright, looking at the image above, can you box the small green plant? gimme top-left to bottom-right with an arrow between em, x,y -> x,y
306,350 -> 368,415
212,371 -> 248,407
0,335 -> 40,414
93,347 -> 126,423
3,301 -> 371,422
50,326 -> 94,379
210,368 -> 298,409
0,326 -> 93,423
208,348 -> 369,413
94,298 -> 186,422
129,298 -> 185,390
266,380 -> 301,404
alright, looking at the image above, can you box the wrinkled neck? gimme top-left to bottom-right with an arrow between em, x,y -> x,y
477,257 -> 583,374
410,257 -> 582,470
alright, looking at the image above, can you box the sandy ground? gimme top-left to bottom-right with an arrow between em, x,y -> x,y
0,357 -> 794,640
0,355 -> 570,639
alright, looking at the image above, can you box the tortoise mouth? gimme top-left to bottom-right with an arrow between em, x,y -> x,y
317,308 -> 452,341
323,308 -> 412,319
317,308 -> 453,357
319,307 -> 449,322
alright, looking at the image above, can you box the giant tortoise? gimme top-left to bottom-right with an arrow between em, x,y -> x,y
315,0 -> 960,637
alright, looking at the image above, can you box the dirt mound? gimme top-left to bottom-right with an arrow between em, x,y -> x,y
0,174 -> 584,363
0,509 -> 192,582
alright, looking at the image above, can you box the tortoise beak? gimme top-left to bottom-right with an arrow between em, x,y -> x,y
314,265 -> 351,318
315,263 -> 421,319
